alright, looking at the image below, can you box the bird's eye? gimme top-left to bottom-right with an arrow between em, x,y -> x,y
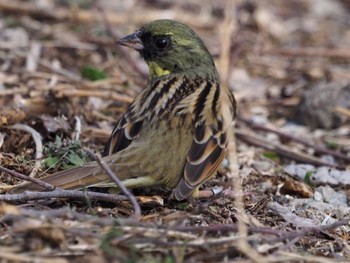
155,37 -> 169,50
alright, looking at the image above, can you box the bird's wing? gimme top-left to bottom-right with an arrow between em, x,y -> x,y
103,115 -> 144,156
174,82 -> 236,200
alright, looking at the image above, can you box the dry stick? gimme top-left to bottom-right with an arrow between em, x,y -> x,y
11,49 -> 82,82
55,89 -> 133,103
220,1 -> 266,262
217,0 -> 239,178
38,59 -> 82,82
235,128 -> 339,168
16,206 -> 285,236
0,166 -> 55,191
0,0 -> 215,29
261,47 -> 350,59
267,218 -> 350,245
0,166 -> 128,203
239,117 -> 350,163
174,224 -> 287,236
73,116 -> 82,141
0,189 -> 128,203
0,250 -> 65,263
276,252 -> 341,263
336,106 -> 350,118
86,150 -> 141,220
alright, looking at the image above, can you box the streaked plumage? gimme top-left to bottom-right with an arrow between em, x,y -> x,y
11,19 -> 236,200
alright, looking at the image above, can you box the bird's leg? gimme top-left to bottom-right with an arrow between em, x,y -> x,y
196,187 -> 224,199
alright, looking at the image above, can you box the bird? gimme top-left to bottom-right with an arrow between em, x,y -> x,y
10,19 -> 237,200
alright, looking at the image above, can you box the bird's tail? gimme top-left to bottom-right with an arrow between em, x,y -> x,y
9,162 -> 110,193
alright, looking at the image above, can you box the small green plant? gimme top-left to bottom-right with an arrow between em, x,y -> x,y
262,151 -> 278,161
81,66 -> 108,81
304,170 -> 314,186
42,136 -> 90,170
325,141 -> 338,150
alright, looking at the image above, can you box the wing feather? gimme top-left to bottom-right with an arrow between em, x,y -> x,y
174,131 -> 227,200
174,81 -> 235,200
103,117 -> 143,156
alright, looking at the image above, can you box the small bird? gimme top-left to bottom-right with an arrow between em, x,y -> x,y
11,19 -> 236,200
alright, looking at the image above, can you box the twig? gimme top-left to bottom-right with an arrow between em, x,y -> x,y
299,218 -> 350,235
0,250 -> 66,263
218,0 -> 239,178
335,106 -> 350,118
0,165 -> 55,191
54,89 -> 133,103
235,128 -> 339,168
174,224 -> 287,236
38,59 -> 82,82
1,165 -> 129,205
0,188 -> 128,203
0,0 -> 216,29
261,47 -> 350,59
218,0 -> 236,83
72,116 -> 81,141
8,124 -> 43,178
87,150 -> 141,220
11,49 -> 82,82
0,86 -> 28,96
240,117 -> 350,163
0,133 -> 4,149
276,252 -> 342,263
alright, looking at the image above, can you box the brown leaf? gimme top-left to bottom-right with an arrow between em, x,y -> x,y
280,180 -> 313,198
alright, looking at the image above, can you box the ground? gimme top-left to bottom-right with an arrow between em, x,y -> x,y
0,0 -> 350,262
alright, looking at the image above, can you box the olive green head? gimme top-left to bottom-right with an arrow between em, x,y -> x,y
118,19 -> 218,78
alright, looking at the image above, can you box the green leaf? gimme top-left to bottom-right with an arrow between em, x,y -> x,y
177,202 -> 190,210
63,151 -> 87,168
69,151 -> 86,166
304,170 -> 314,186
43,155 -> 60,168
80,66 -> 108,81
262,151 -> 278,160
325,141 -> 338,150
164,256 -> 175,263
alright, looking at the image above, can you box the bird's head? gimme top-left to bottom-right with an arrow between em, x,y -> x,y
117,19 -> 218,79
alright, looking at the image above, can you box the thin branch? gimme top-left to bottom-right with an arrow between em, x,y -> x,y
335,106 -> 350,118
261,47 -> 350,59
235,128 -> 339,168
11,49 -> 82,82
72,116 -> 82,141
0,188 -> 128,203
240,117 -> 350,163
0,165 -> 55,191
87,150 -> 141,220
0,0 -> 215,29
267,218 -> 350,244
1,165 -> 127,204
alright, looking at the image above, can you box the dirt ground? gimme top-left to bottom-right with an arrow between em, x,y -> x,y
0,0 -> 350,262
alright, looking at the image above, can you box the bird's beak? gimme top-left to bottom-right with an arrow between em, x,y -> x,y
117,31 -> 143,51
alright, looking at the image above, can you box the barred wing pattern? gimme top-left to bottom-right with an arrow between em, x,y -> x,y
173,79 -> 236,200
105,74 -> 236,200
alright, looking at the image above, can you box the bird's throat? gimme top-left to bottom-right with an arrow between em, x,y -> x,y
147,61 -> 171,78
